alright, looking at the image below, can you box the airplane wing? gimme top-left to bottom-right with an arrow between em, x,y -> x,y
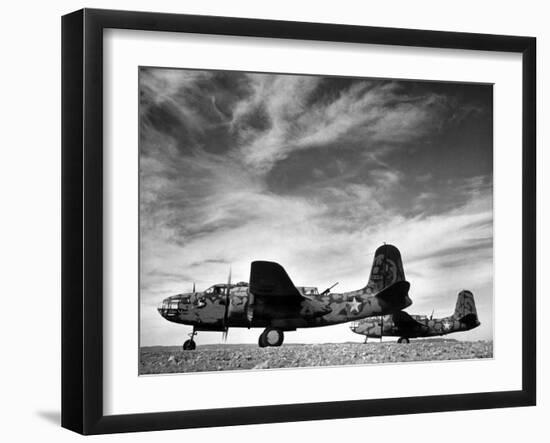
392,310 -> 421,326
249,261 -> 303,299
391,310 -> 428,334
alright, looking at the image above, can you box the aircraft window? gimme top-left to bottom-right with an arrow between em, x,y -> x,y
169,302 -> 179,310
233,286 -> 247,295
205,287 -> 214,294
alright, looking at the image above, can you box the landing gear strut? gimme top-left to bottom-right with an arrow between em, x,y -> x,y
183,329 -> 197,350
397,337 -> 410,344
258,328 -> 284,347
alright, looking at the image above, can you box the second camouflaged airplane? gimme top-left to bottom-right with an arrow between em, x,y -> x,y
350,290 -> 480,343
158,244 -> 412,349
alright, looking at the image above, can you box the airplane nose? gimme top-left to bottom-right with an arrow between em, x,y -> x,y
157,299 -> 167,316
158,295 -> 187,319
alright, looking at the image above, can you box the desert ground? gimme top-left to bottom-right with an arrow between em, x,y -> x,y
139,340 -> 493,374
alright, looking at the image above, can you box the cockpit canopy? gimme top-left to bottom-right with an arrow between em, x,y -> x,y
204,282 -> 248,295
204,285 -> 225,295
297,286 -> 319,296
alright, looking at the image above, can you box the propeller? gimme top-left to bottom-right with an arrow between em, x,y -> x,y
190,281 -> 200,307
222,266 -> 232,342
430,308 -> 434,320
226,266 -> 232,300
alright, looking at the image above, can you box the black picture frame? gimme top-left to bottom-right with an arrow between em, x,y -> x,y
61,8 -> 536,435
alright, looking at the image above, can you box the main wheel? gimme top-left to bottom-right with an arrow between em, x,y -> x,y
397,337 -> 410,344
183,339 -> 196,350
264,328 -> 284,347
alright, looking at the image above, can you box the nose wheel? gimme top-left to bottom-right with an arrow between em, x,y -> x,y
258,328 -> 284,347
397,337 -> 410,344
183,329 -> 198,351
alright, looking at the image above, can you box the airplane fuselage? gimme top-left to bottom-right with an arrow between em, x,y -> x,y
158,282 -> 412,331
351,313 -> 480,339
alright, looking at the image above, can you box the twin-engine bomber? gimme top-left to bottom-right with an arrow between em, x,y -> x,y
349,290 -> 481,343
157,244 -> 412,349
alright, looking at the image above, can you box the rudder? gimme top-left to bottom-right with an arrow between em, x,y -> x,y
453,290 -> 478,325
366,244 -> 406,294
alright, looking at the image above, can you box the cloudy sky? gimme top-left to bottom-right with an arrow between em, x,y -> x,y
139,67 -> 493,347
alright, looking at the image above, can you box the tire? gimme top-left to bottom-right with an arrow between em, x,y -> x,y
258,333 -> 267,348
397,337 -> 410,344
183,339 -> 196,350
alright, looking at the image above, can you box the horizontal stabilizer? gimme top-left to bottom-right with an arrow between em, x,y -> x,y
459,313 -> 479,327
375,280 -> 412,311
249,261 -> 302,298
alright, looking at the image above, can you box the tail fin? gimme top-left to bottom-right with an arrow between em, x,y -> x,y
453,290 -> 479,326
366,244 -> 406,294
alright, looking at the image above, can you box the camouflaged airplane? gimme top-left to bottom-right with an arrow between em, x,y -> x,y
349,290 -> 480,343
157,244 -> 412,349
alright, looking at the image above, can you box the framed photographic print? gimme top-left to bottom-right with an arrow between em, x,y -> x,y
61,8 -> 536,435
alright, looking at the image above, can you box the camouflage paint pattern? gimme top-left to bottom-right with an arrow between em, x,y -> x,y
157,244 -> 412,332
350,290 -> 480,339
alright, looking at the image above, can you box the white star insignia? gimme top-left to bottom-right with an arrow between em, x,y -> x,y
348,297 -> 361,314
443,320 -> 452,331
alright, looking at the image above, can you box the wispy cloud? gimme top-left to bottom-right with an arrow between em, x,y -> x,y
233,79 -> 451,173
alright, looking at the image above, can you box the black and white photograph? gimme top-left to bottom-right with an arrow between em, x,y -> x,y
0,0 -> 544,439
139,67 -> 494,375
